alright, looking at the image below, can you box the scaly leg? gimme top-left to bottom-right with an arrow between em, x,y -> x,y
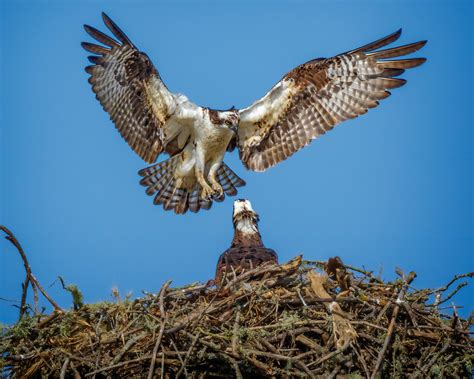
194,148 -> 214,200
196,167 -> 213,200
208,161 -> 223,199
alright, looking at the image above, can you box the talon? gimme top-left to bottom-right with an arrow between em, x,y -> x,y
200,185 -> 214,201
211,183 -> 224,199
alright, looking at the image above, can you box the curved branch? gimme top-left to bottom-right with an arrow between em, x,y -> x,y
1,225 -> 63,315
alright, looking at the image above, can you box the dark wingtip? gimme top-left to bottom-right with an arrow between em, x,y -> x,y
418,57 -> 428,65
100,11 -> 134,47
101,12 -> 114,28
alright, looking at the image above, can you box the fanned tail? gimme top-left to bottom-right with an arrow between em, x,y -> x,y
216,164 -> 246,196
138,160 -> 245,214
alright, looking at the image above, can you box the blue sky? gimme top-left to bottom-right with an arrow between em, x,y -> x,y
1,0 -> 472,324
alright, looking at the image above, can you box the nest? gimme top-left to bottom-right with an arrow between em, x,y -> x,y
1,255 -> 473,378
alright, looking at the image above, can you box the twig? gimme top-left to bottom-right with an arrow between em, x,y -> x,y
0,226 -> 63,313
370,272 -> 415,378
59,358 -> 70,379
0,296 -> 21,303
169,338 -> 186,376
111,331 -> 148,365
147,280 -> 171,379
19,276 -> 30,319
371,301 -> 402,376
84,355 -> 179,377
437,282 -> 468,306
343,264 -> 384,283
160,352 -> 165,379
428,272 -> 474,295
176,331 -> 201,378
309,340 -> 351,368
279,295 -> 360,306
353,341 -> 370,379
243,348 -> 315,378
37,310 -> 62,328
232,308 -> 241,357
165,274 -> 231,335
224,262 -> 282,289
296,288 -> 307,306
410,338 -> 451,378
229,356 -> 243,379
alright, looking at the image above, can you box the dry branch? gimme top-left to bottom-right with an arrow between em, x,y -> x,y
1,225 -> 63,316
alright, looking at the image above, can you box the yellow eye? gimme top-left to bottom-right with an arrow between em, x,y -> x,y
225,120 -> 232,126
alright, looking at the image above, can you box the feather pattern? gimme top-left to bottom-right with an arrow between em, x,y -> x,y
238,31 -> 426,172
82,12 -> 178,163
139,159 -> 245,214
83,14 -> 426,214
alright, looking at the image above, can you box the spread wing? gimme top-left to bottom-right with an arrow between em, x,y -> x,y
82,13 -> 180,163
237,30 -> 426,172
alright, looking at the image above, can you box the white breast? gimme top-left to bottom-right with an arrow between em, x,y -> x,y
236,218 -> 258,234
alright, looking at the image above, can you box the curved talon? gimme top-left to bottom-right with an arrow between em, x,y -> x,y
200,185 -> 214,201
214,187 -> 224,197
212,190 -> 224,202
211,183 -> 224,201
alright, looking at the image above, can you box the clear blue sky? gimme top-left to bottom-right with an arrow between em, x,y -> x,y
1,0 -> 472,324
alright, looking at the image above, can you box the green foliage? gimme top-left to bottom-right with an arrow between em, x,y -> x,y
430,364 -> 441,377
58,276 -> 84,310
67,284 -> 84,310
10,315 -> 34,339
462,354 -> 473,373
59,312 -> 75,338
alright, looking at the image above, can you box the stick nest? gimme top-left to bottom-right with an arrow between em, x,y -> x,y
1,256 -> 473,378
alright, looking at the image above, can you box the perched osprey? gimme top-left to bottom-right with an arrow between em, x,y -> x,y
215,199 -> 278,283
82,13 -> 426,214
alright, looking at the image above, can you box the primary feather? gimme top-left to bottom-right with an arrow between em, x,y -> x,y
237,31 -> 426,172
83,13 -> 426,213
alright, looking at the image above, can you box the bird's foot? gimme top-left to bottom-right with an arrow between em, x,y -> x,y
200,184 -> 214,201
211,182 -> 224,201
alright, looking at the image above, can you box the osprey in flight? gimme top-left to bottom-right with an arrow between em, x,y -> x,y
82,13 -> 426,214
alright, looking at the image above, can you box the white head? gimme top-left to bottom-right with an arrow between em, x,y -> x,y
233,199 -> 255,217
233,199 -> 259,234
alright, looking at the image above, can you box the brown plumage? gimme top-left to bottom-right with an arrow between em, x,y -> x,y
238,29 -> 427,172
83,13 -> 245,214
215,200 -> 278,283
83,14 -> 170,164
83,14 -> 426,214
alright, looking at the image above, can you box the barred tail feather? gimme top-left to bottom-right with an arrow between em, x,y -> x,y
217,163 -> 246,196
138,159 -> 245,214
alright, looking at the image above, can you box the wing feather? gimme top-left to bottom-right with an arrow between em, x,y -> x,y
82,13 -> 180,163
238,31 -> 426,171
84,24 -> 120,48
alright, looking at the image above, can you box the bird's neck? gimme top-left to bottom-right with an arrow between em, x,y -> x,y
231,214 -> 264,247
